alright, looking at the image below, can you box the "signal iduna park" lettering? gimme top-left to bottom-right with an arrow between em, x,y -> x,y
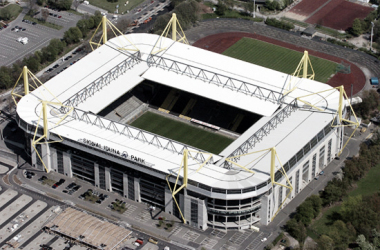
79,138 -> 146,164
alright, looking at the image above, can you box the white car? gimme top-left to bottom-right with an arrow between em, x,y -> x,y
261,237 -> 267,242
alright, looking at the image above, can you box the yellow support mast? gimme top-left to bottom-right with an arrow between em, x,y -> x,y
297,85 -> 360,156
150,13 -> 189,55
166,149 -> 213,223
89,16 -> 139,52
284,51 -> 315,95
225,147 -> 293,221
32,100 -> 73,173
11,66 -> 45,105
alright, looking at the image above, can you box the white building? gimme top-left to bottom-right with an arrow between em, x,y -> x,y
16,33 -> 343,230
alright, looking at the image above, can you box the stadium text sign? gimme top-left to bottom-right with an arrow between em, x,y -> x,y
79,138 -> 146,164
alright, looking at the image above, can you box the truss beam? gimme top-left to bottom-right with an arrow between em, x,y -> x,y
61,53 -> 141,112
223,99 -> 298,168
148,55 -> 284,103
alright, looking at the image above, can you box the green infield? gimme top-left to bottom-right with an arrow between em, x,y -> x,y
222,37 -> 337,83
130,112 -> 234,154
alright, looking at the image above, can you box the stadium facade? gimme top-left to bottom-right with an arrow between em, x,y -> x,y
16,33 -> 343,230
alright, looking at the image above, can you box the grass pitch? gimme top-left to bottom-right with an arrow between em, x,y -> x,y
223,38 -> 337,83
130,112 -> 234,154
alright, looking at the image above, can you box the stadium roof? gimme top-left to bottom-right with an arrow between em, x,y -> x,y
17,33 -> 341,193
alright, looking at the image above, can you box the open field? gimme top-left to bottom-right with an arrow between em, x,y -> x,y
223,37 -> 337,83
305,0 -> 373,30
130,112 -> 234,154
289,0 -> 329,18
0,4 -> 22,21
311,164 -> 380,236
88,0 -> 145,14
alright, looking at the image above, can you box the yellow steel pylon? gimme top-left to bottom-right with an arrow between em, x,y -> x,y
284,51 -> 315,95
11,66 -> 41,105
226,147 -> 292,221
150,13 -> 189,55
89,16 -> 139,52
297,85 -> 360,156
166,149 -> 213,223
32,100 -> 73,173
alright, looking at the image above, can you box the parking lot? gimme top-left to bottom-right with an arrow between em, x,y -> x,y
0,8 -> 82,67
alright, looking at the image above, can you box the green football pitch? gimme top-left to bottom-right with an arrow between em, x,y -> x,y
222,38 -> 337,83
130,112 -> 234,154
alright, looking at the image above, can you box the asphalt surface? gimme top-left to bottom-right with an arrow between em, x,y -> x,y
0,5 -> 83,67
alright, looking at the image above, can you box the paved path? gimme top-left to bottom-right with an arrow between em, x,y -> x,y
185,19 -> 380,86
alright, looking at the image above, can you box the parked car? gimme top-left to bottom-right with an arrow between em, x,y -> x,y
319,171 -> 324,175
65,182 -> 76,190
72,185 -> 81,191
38,175 -> 47,182
148,237 -> 158,244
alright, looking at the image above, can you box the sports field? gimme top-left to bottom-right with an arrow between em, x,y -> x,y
130,112 -> 234,154
223,37 -> 337,83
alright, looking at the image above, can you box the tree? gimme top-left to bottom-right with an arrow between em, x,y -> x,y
286,218 -> 306,242
152,13 -> 172,34
316,235 -> 334,250
77,19 -> 89,37
63,27 -> 83,44
0,66 -> 12,89
41,9 -> 49,22
216,0 -> 227,15
73,0 -> 81,10
58,0 -> 73,10
0,8 -> 12,20
93,11 -> 103,27
352,18 -> 363,36
295,201 -> 314,226
306,195 -> 322,218
23,56 -> 40,73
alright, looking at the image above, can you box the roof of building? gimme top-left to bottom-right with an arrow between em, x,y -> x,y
45,207 -> 131,249
17,33 -> 341,193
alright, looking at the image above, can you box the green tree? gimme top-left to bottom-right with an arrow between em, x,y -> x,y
23,56 -> 40,73
0,66 -> 12,89
306,195 -> 322,218
152,13 -> 172,34
63,27 -> 83,44
216,0 -> 227,15
352,18 -> 363,36
317,235 -> 334,250
295,201 -> 314,226
93,11 -> 103,27
77,19 -> 89,37
59,0 -> 73,10
0,7 -> 12,20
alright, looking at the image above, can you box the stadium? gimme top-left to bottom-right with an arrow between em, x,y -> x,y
15,17 -> 348,231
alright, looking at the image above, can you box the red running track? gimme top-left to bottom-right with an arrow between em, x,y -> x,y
193,32 -> 365,95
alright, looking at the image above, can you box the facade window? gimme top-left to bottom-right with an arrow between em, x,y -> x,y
295,170 -> 300,194
128,176 -> 135,201
57,151 -> 64,174
191,199 -> 198,224
312,154 -> 317,177
319,145 -> 325,168
278,186 -> 283,209
99,166 -> 106,189
327,139 -> 332,161
302,161 -> 309,182
286,177 -> 292,196
71,155 -> 95,184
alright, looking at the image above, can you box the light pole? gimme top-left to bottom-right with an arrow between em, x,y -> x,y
370,21 -> 374,51
253,0 -> 256,18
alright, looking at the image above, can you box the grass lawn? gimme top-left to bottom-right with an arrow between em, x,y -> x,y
348,164 -> 380,197
0,4 -> 22,21
88,0 -> 145,14
23,15 -> 63,30
223,37 -> 337,83
130,112 -> 234,154
202,9 -> 263,22
311,164 -> 380,236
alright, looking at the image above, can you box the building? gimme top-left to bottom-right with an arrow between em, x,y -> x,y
16,33 -> 344,230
